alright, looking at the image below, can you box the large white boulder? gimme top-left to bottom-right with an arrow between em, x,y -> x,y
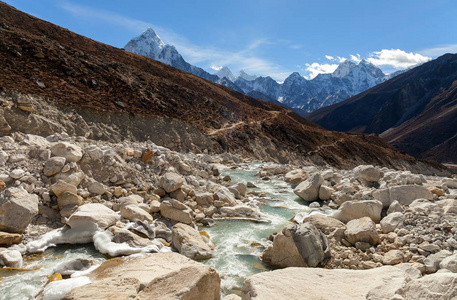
441,178 -> 457,189
373,185 -> 434,207
389,185 -> 433,206
159,172 -> 184,193
409,199 -> 439,213
241,265 -> 420,300
0,187 -> 38,233
294,214 -> 344,235
284,169 -> 307,185
332,200 -> 383,223
67,203 -> 120,230
372,188 -> 391,207
0,249 -> 23,268
353,165 -> 382,184
64,253 -> 221,300
439,254 -> 457,273
398,271 -> 457,299
51,142 -> 83,162
318,185 -> 333,201
345,217 -> 380,246
160,199 -> 193,224
293,174 -> 324,202
120,205 -> 153,223
172,223 -> 213,260
380,212 -> 404,233
261,223 -> 330,268
57,191 -> 83,209
424,250 -> 453,274
43,156 -> 66,176
214,187 -> 237,206
436,199 -> 457,215
50,180 -> 77,197
218,205 -> 266,222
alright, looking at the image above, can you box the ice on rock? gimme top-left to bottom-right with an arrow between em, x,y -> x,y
27,223 -> 99,253
27,220 -> 170,256
93,230 -> 170,257
42,276 -> 91,300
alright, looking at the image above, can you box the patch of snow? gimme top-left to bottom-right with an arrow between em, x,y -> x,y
42,277 -> 91,300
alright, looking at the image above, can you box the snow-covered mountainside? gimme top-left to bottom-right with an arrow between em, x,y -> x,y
125,28 -> 397,115
215,68 -> 258,82
233,60 -> 390,114
215,66 -> 235,81
236,70 -> 258,81
125,28 -> 218,82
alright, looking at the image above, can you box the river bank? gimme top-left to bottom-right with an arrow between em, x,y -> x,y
0,132 -> 456,299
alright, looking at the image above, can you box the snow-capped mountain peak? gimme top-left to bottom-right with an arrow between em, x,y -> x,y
286,72 -> 305,80
236,70 -> 258,81
215,66 -> 235,81
124,27 -> 165,60
125,27 -> 219,82
358,59 -> 371,65
332,60 -> 357,78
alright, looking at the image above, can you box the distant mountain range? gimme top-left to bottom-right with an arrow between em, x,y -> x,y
307,53 -> 457,163
124,28 -> 404,115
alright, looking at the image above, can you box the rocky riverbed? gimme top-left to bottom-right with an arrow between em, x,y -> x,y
0,132 -> 456,299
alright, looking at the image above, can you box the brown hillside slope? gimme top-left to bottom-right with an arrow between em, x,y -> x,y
0,2 -> 447,172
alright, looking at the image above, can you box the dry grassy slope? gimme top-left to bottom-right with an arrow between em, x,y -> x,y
0,2 -> 448,171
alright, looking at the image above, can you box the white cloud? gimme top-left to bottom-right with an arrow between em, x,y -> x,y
419,44 -> 457,57
366,49 -> 431,69
350,54 -> 362,63
337,56 -> 347,63
325,55 -> 347,63
59,2 -> 153,33
305,49 -> 428,79
304,63 -> 339,79
210,65 -> 223,71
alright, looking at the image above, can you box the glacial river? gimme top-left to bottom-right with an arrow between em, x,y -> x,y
0,163 -> 329,299
204,163 -> 332,296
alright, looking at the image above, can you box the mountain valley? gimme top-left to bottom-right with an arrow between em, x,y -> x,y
0,2 -> 457,300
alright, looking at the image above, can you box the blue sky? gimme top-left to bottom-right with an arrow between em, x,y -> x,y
4,0 -> 457,80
